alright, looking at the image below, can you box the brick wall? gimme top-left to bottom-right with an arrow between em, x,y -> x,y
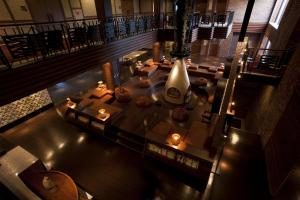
258,45 -> 300,145
228,0 -> 275,23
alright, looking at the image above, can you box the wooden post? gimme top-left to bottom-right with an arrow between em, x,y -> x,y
102,62 -> 115,90
152,42 -> 160,62
238,0 -> 255,42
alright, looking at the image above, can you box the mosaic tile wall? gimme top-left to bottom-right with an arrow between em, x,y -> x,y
0,89 -> 52,128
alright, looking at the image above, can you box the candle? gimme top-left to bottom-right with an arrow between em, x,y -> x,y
98,108 -> 106,118
98,81 -> 105,89
66,97 -> 76,108
171,133 -> 181,146
98,108 -> 106,114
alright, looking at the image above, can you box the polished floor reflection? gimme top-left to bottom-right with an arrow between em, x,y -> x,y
48,67 -> 103,105
2,107 -> 206,200
208,128 -> 271,200
1,107 -> 272,200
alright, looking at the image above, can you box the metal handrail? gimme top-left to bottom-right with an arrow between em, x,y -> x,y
0,13 -> 160,70
240,47 -> 293,77
0,11 -> 235,71
0,12 -> 158,27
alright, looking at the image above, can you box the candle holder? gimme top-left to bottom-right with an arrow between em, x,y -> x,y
98,81 -> 103,87
97,108 -> 110,121
219,63 -> 225,69
97,81 -> 106,89
160,55 -> 166,63
66,97 -> 76,109
171,133 -> 181,146
98,108 -> 106,117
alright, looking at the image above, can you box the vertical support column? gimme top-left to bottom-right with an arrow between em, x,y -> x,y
153,0 -> 161,14
102,62 -> 115,90
203,40 -> 210,56
94,0 -> 113,18
216,0 -> 229,13
152,42 -> 160,62
111,59 -> 121,86
211,0 -> 255,151
238,0 -> 255,42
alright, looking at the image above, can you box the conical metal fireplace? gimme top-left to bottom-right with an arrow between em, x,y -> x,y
164,0 -> 191,105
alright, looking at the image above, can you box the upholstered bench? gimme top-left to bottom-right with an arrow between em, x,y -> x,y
137,65 -> 158,77
115,87 -> 131,103
198,65 -> 210,70
194,77 -> 208,87
91,121 -> 104,131
188,65 -> 198,70
137,79 -> 151,88
208,67 -> 218,72
172,107 -> 189,122
135,95 -> 153,108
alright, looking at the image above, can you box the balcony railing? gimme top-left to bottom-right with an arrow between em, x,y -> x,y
0,13 -> 159,70
240,47 -> 293,78
190,11 -> 234,28
161,11 -> 234,29
160,11 -> 234,41
0,11 -> 235,71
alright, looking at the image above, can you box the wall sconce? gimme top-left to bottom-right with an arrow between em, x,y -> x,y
171,133 -> 181,146
230,101 -> 235,112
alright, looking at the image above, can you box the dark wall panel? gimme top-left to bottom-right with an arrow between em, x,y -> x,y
265,86 -> 300,195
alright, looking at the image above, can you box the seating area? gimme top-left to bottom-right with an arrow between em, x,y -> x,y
63,87 -> 122,133
53,55 -> 227,183
157,60 -> 224,81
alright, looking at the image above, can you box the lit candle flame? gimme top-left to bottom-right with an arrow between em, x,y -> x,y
98,109 -> 106,114
171,133 -> 181,146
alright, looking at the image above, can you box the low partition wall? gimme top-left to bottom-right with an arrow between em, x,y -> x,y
0,89 -> 52,129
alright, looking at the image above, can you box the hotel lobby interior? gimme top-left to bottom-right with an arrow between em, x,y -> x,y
0,0 -> 299,199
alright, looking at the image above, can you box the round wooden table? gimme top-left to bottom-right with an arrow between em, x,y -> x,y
19,163 -> 79,200
39,170 -> 79,200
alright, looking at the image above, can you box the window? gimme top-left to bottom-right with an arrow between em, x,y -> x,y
270,0 -> 289,29
266,40 -> 271,49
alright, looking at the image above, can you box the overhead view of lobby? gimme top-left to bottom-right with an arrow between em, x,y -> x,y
0,0 -> 299,200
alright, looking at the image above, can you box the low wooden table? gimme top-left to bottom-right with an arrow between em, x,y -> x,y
81,102 -> 122,123
144,122 -> 214,180
88,88 -> 114,99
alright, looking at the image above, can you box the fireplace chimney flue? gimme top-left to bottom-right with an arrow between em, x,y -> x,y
164,0 -> 191,105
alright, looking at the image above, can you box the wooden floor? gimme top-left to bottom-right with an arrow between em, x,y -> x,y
0,56 -> 275,200
1,108 -> 272,200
